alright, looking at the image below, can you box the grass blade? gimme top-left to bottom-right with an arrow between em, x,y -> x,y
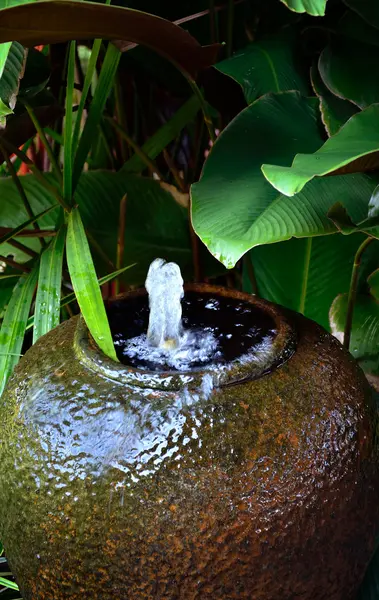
0,266 -> 38,396
66,206 -> 117,361
72,38 -> 102,157
63,40 -> 76,205
0,576 -> 19,591
121,94 -> 201,174
33,226 -> 66,343
0,204 -> 58,247
25,264 -> 135,331
73,43 -> 121,191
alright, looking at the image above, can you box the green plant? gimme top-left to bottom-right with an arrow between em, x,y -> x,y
1,0 -> 379,596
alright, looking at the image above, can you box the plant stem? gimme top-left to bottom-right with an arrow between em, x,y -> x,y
186,78 -> 216,143
8,239 -> 38,259
299,237 -> 312,315
106,116 -> 164,178
209,0 -> 216,43
63,40 -> 76,205
243,253 -> 258,295
344,236 -> 374,350
25,103 -> 63,186
0,255 -> 30,273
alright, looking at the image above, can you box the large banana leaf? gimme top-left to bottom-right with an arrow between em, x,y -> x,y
279,0 -> 327,15
215,33 -> 308,105
0,41 -> 26,125
191,91 -> 377,268
262,104 -> 379,196
246,234 -> 367,329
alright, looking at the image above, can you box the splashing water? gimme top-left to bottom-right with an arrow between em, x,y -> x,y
121,258 -> 220,371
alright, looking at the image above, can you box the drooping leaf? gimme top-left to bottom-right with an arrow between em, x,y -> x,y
319,37 -> 379,109
262,104 -> 379,197
330,292 -> 379,375
278,0 -> 326,15
0,41 -> 27,125
215,33 -> 308,105
66,207 -> 117,362
0,1 -> 219,79
344,0 -> 379,30
337,9 -> 379,48
121,94 -> 201,174
0,266 -> 38,397
246,234 -> 366,329
190,91 -> 377,268
310,64 -> 357,136
33,226 -> 66,343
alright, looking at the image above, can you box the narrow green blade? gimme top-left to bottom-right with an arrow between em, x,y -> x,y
0,266 -> 38,396
0,204 -> 58,247
33,225 -> 66,343
25,264 -> 135,331
63,40 -> 76,205
72,43 -> 120,190
66,206 -> 117,361
0,576 -> 19,591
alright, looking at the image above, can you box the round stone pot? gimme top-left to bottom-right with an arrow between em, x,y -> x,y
0,285 -> 378,600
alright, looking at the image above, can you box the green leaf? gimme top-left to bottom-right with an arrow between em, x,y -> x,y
0,204 -> 57,247
63,41 -> 76,204
191,91 -> 377,268
262,104 -> 379,197
0,266 -> 38,397
247,234 -> 366,329
216,34 -> 308,104
33,226 -> 66,343
121,94 -> 201,174
278,0 -> 327,15
330,292 -> 379,375
66,206 -> 117,361
26,264 -> 136,331
0,271 -> 20,318
0,41 -> 26,125
73,43 -> 120,190
0,576 -> 18,591
319,37 -> 379,109
0,41 -> 11,79
344,0 -> 379,30
0,1 -> 219,79
337,9 -> 379,48
310,64 -> 357,136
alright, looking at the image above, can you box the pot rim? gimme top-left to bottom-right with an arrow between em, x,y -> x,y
74,284 -> 296,392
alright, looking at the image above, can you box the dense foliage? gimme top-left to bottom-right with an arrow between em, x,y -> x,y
1,0 -> 379,596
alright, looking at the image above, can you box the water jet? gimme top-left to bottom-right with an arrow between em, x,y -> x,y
0,259 -> 378,599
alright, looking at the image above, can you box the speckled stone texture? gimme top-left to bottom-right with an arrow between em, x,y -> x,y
0,289 -> 378,600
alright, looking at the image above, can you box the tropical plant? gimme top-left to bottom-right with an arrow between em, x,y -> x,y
1,0 -> 379,597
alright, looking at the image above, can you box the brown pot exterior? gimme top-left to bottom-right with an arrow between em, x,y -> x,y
0,288 -> 378,600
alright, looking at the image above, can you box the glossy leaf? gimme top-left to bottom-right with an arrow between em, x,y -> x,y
319,38 -> 379,109
279,0 -> 326,15
0,271 -> 20,318
121,94 -> 201,174
344,0 -> 379,30
0,577 -> 18,591
262,104 -> 379,197
191,91 -> 377,268
330,292 -> 379,375
0,1 -> 219,79
310,64 -> 357,136
246,234 -> 366,329
0,266 -> 38,397
216,34 -> 308,104
0,41 -> 26,125
0,41 -> 11,78
33,226 -> 66,343
66,207 -> 117,361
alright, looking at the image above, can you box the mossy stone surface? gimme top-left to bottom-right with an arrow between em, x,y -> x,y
0,290 -> 378,599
